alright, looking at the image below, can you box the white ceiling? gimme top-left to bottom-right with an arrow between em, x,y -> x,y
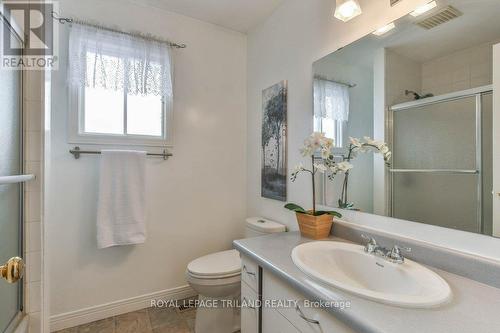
127,0 -> 285,33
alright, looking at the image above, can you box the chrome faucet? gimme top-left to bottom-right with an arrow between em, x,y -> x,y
361,235 -> 386,257
361,235 -> 411,264
386,245 -> 412,264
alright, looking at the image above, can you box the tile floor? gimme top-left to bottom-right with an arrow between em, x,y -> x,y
55,307 -> 196,333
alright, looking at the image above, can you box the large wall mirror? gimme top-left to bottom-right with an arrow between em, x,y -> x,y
313,0 -> 500,237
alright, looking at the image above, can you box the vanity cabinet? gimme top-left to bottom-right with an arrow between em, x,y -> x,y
241,255 -> 260,333
241,278 -> 259,333
241,255 -> 259,291
263,271 -> 356,333
262,306 -> 300,332
240,255 -> 356,333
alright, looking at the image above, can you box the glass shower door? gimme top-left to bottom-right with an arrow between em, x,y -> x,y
0,14 -> 25,333
390,93 -> 488,233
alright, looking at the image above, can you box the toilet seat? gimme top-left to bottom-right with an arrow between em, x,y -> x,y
187,249 -> 241,279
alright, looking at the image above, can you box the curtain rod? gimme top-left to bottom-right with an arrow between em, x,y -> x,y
314,75 -> 356,88
51,11 -> 187,49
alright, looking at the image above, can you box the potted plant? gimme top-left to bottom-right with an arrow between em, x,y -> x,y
285,133 -> 391,239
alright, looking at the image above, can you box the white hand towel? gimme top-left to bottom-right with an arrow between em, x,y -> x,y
97,150 -> 147,249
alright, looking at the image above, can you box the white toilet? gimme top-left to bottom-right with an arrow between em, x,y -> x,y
186,217 -> 286,333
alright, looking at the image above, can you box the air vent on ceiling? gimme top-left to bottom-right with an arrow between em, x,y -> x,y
416,6 -> 463,30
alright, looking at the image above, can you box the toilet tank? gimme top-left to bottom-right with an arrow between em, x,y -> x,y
245,217 -> 286,238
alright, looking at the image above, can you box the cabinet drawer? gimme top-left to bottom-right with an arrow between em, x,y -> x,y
263,271 -> 356,333
241,281 -> 259,333
241,255 -> 259,292
262,307 -> 300,333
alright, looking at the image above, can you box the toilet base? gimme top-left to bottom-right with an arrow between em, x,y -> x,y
194,294 -> 240,333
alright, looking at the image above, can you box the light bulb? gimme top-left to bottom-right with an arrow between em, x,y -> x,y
334,0 -> 362,22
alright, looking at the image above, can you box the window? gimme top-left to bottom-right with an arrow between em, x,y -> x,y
313,78 -> 350,148
68,24 -> 173,146
79,52 -> 166,140
314,116 -> 346,148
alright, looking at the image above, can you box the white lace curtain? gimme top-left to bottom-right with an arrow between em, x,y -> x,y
313,78 -> 350,122
68,23 -> 173,97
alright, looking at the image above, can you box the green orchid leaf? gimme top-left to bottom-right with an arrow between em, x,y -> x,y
315,210 -> 342,218
284,203 -> 307,213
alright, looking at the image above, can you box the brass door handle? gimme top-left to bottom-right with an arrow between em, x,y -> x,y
0,257 -> 25,283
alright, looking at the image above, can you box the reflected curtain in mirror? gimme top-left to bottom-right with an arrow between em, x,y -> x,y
313,78 -> 350,147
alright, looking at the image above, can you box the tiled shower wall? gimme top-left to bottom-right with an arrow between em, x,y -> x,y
421,41 -> 496,95
23,69 -> 45,332
386,41 -> 496,104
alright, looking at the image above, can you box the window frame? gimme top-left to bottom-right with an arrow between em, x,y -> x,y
68,51 -> 173,147
314,115 -> 347,149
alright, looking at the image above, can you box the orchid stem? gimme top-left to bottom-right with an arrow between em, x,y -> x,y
311,156 -> 316,215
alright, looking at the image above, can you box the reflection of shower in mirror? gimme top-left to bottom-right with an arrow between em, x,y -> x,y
404,90 -> 434,100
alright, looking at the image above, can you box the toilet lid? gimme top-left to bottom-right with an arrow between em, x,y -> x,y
187,249 -> 241,278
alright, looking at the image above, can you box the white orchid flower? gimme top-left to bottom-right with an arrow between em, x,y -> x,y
349,137 -> 362,147
363,136 -> 384,149
321,148 -> 331,159
363,136 -> 375,145
309,132 -> 325,149
301,144 -> 317,157
314,163 -> 327,173
323,137 -> 334,150
379,145 -> 389,154
292,164 -> 305,174
336,161 -> 353,173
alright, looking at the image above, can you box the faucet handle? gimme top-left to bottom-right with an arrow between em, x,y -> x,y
387,245 -> 411,263
395,245 -> 411,252
361,234 -> 378,253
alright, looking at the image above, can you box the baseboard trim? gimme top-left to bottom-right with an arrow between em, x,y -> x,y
49,285 -> 197,332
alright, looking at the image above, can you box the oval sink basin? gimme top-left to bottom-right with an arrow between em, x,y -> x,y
292,241 -> 452,308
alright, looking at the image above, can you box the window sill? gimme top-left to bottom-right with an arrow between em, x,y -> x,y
68,133 -> 173,148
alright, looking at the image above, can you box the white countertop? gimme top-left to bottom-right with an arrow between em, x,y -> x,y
233,232 -> 500,333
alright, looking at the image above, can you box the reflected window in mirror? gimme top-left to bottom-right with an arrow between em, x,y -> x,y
313,77 -> 350,148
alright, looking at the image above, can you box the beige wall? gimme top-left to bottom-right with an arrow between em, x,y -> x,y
47,0 -> 247,329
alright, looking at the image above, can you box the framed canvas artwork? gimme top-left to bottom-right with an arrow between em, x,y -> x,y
261,81 -> 288,201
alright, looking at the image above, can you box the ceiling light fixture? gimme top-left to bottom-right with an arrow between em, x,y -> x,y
333,0 -> 362,22
372,22 -> 396,36
410,1 -> 438,17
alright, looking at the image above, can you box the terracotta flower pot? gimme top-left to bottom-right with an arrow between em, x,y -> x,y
295,212 -> 333,240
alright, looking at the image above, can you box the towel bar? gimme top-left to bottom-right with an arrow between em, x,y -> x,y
0,174 -> 35,185
69,146 -> 173,160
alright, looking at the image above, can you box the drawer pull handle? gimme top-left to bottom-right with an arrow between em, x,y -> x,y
295,305 -> 320,325
243,265 -> 256,277
243,297 -> 257,310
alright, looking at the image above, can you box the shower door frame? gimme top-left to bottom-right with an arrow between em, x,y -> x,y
0,8 -> 26,333
388,85 -> 493,234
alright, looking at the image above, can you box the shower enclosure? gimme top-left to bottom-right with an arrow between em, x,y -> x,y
389,86 -> 493,235
0,12 -> 30,333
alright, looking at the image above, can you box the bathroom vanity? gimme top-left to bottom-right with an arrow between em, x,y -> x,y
240,251 -> 354,333
237,1 -> 500,331
234,231 -> 500,333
